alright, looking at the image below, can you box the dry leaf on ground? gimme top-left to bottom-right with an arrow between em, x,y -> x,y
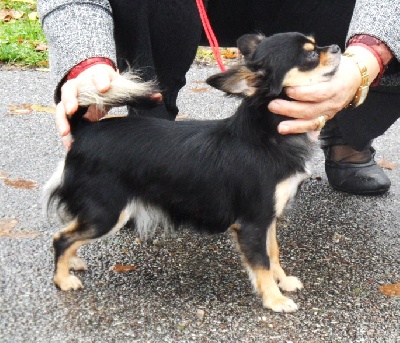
0,219 -> 41,239
34,43 -> 48,51
0,9 -> 24,22
110,264 -> 138,273
28,11 -> 38,21
31,104 -> 55,113
190,87 -> 210,93
379,283 -> 400,296
7,103 -> 55,115
0,170 -> 9,180
221,48 -> 238,59
0,9 -> 12,21
377,159 -> 397,170
3,178 -> 39,189
7,104 -> 32,115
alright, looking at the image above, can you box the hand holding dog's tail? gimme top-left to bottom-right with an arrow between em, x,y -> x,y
56,63 -> 161,149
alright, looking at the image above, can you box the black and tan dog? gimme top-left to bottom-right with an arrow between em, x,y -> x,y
44,32 -> 341,312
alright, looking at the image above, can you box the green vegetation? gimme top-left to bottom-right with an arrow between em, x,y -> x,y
0,0 -> 48,67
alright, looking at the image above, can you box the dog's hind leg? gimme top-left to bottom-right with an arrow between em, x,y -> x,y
53,220 -> 91,291
53,210 -> 130,291
267,219 -> 303,292
230,221 -> 298,312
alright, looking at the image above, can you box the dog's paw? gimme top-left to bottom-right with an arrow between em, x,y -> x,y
263,296 -> 298,313
278,276 -> 303,292
70,256 -> 88,271
54,274 -> 84,291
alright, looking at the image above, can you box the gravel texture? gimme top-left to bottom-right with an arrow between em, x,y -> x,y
0,67 -> 399,342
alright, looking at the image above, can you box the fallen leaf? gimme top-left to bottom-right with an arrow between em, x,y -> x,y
0,170 -> 9,180
28,11 -> 38,21
7,104 -> 32,115
31,104 -> 55,113
1,9 -> 25,21
0,219 -> 41,239
0,218 -> 18,232
377,159 -> 397,170
379,283 -> 400,296
7,103 -> 55,115
0,10 -> 12,22
34,43 -> 47,52
110,264 -> 138,273
190,87 -> 210,93
222,48 -> 238,59
3,178 -> 39,189
9,9 -> 24,20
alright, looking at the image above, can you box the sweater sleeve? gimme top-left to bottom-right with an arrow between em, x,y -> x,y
37,0 -> 117,100
346,0 -> 400,87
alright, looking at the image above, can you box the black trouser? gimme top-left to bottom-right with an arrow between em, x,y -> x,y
109,0 -> 202,120
110,0 -> 399,149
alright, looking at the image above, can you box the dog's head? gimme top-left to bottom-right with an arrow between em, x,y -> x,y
206,32 -> 341,99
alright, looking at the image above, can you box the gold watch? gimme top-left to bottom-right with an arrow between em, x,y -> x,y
343,52 -> 370,108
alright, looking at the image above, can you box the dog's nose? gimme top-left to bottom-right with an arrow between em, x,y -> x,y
330,45 -> 341,54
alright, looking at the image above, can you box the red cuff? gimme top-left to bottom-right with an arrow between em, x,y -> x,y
348,35 -> 394,87
67,57 -> 116,80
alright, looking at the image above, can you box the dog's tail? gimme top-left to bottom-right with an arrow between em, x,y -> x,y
42,160 -> 69,224
69,72 -> 162,130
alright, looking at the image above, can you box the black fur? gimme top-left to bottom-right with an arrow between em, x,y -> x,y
46,32 -> 341,311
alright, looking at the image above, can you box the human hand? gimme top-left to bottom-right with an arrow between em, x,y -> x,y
56,63 -> 118,149
269,46 -> 380,135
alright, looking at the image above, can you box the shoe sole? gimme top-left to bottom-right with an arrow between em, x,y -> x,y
329,183 -> 390,196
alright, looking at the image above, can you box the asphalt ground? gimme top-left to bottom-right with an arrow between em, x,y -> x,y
0,66 -> 399,342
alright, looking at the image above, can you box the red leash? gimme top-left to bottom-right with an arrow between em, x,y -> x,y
196,0 -> 227,72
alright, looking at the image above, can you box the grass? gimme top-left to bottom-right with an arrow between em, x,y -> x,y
0,0 -> 48,67
0,1 -> 235,68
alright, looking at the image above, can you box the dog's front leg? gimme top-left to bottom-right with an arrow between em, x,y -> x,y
267,219 -> 303,292
230,221 -> 299,312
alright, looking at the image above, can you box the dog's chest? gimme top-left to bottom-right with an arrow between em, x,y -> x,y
274,171 -> 310,217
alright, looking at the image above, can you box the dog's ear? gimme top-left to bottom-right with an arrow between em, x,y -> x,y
206,66 -> 261,96
237,34 -> 264,60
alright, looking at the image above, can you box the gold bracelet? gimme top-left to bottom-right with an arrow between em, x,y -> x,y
343,52 -> 370,108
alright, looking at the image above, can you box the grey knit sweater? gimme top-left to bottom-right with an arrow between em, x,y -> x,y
38,0 -> 400,91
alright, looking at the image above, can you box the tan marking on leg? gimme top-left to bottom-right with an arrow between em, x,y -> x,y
54,239 -> 91,291
53,220 -> 91,291
54,210 -> 130,290
253,267 -> 298,312
231,227 -> 298,312
267,219 -> 303,292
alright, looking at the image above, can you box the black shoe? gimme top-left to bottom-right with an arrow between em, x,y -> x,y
320,121 -> 391,195
324,146 -> 391,195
